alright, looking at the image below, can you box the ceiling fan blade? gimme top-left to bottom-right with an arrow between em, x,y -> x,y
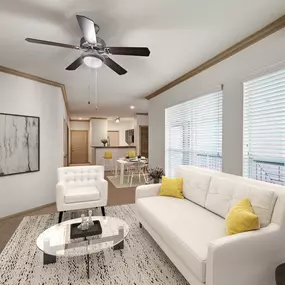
103,56 -> 127,75
25,38 -> 80,50
76,15 -> 97,45
66,57 -> 83,71
106,47 -> 150,57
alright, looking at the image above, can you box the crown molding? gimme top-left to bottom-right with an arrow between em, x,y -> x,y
70,119 -> 90,122
89,117 -> 107,120
136,113 -> 148,115
145,15 -> 285,100
0,66 -> 70,117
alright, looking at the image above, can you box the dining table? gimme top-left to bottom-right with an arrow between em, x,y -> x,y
115,157 -> 147,185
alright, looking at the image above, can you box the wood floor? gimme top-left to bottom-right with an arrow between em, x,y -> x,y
0,173 -> 136,253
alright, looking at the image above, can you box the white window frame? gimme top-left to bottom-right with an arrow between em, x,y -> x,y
165,90 -> 223,176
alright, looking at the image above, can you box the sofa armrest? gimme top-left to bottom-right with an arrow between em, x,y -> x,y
207,223 -> 282,285
98,179 -> 108,204
56,182 -> 67,211
136,184 -> 161,201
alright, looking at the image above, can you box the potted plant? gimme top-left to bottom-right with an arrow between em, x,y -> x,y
101,138 -> 108,147
148,167 -> 165,184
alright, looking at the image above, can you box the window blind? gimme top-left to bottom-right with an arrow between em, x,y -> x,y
243,68 -> 285,185
165,91 -> 223,176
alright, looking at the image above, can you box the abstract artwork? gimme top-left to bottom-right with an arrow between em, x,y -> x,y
0,113 -> 40,177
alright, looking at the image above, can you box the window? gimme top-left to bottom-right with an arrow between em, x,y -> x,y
243,68 -> 285,185
165,91 -> 223,176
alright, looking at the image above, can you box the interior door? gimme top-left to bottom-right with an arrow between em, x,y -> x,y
108,131 -> 119,146
71,130 -> 88,164
140,126 -> 149,157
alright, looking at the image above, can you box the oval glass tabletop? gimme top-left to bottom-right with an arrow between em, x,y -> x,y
36,216 -> 129,257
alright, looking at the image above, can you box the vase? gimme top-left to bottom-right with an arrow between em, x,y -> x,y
153,178 -> 160,184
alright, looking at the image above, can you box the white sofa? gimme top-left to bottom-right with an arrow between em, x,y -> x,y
135,166 -> 285,285
56,165 -> 108,223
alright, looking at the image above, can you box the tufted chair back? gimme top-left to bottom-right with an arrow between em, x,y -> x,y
58,166 -> 104,189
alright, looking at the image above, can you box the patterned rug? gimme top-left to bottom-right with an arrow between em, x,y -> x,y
0,205 -> 189,285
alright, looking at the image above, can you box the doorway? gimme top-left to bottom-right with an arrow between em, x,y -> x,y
108,131 -> 119,146
140,126 -> 149,157
71,130 -> 88,164
63,119 -> 69,167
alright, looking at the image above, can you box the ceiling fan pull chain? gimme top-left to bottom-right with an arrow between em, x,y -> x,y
94,68 -> 98,110
88,85 -> 91,105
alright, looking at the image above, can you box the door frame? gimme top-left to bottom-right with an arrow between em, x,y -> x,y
139,125 -> 149,157
70,130 -> 89,164
67,125 -> 70,166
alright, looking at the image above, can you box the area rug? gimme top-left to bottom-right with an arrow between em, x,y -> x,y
107,175 -> 146,188
0,205 -> 189,285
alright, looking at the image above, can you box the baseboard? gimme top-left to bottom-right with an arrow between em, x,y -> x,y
0,202 -> 56,222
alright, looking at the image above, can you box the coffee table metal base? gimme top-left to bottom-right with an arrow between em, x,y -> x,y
42,241 -> 124,279
43,253 -> 56,265
113,240 -> 124,250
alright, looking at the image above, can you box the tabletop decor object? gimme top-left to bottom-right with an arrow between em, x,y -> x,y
71,211 -> 102,239
101,138 -> 108,147
148,167 -> 164,184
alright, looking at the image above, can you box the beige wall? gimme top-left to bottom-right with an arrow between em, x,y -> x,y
107,119 -> 135,146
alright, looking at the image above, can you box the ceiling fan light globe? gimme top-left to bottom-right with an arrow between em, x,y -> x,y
83,56 -> 103,68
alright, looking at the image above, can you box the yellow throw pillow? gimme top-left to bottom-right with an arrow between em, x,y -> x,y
226,198 -> 260,235
159,176 -> 184,199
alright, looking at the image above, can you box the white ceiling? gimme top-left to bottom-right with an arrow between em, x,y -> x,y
0,0 -> 285,118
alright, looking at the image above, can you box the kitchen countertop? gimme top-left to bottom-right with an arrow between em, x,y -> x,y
91,146 -> 136,148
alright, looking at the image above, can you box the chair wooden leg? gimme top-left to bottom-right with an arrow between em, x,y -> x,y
101,207 -> 106,216
58,211 -> 63,224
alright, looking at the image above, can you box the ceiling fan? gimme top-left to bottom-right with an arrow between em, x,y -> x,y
25,15 -> 150,75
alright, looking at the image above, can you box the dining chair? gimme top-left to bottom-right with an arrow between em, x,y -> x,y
127,161 -> 147,186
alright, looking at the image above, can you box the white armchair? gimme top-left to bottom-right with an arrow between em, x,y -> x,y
56,165 -> 108,223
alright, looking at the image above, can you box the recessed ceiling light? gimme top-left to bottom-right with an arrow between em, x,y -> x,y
130,105 -> 135,109
79,117 -> 82,120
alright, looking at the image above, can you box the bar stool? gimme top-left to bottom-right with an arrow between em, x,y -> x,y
102,152 -> 114,173
128,151 -> 136,158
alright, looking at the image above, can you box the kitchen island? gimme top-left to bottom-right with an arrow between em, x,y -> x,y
91,146 -> 136,170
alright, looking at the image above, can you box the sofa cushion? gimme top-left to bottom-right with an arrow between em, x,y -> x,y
205,176 -> 276,227
176,167 -> 212,207
64,187 -> 100,204
205,176 -> 235,217
136,196 -> 225,282
229,183 -> 277,228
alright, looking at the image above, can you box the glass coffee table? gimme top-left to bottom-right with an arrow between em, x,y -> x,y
36,216 -> 129,278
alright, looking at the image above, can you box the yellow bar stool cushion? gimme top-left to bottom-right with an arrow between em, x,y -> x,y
104,152 -> 113,159
128,151 -> 136,158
